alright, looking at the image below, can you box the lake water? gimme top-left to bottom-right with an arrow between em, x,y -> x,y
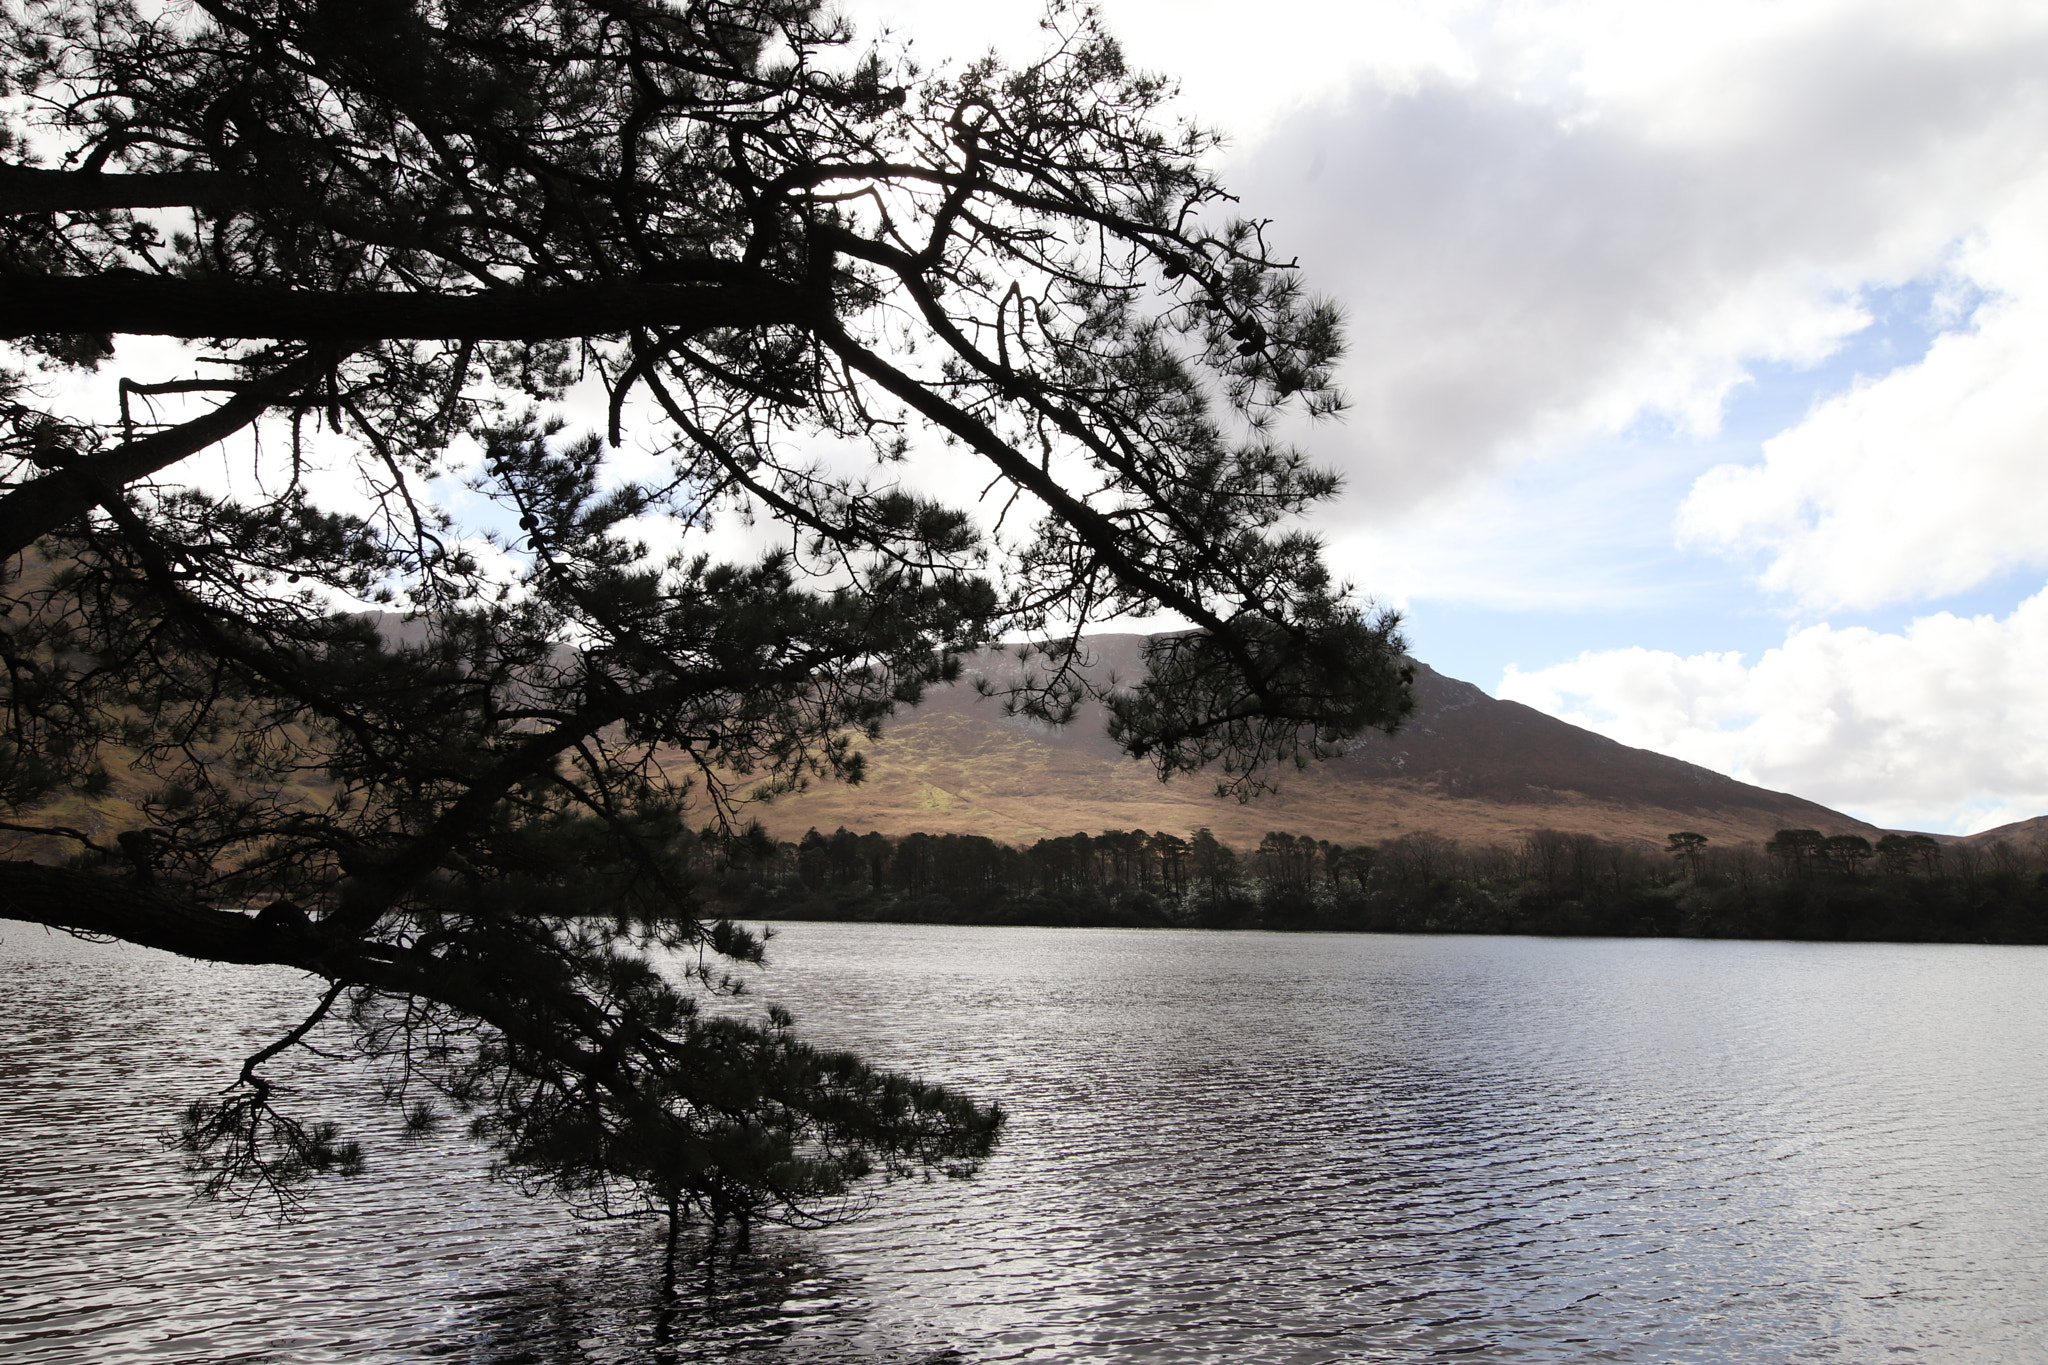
1,921 -> 2044,1363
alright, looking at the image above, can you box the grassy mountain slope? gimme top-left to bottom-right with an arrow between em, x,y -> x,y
751,636 -> 1884,849
1950,814 -> 2048,849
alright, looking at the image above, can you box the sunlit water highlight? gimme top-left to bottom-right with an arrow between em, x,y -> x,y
2,921 -> 2044,1362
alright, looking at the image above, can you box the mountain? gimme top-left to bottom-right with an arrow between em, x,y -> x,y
1949,815 -> 2048,849
750,636 -> 1883,850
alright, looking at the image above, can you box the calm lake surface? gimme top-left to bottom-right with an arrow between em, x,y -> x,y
1,921 -> 2044,1363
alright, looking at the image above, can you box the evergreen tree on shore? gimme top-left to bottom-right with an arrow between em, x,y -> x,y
0,0 -> 1410,1224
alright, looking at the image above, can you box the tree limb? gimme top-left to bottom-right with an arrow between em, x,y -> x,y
0,860 -> 616,1075
0,274 -> 821,342
0,860 -> 290,964
0,165 -> 245,214
0,351 -> 337,555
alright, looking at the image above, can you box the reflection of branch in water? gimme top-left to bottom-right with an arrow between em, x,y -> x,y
650,1222 -> 823,1358
450,1215 -> 850,1364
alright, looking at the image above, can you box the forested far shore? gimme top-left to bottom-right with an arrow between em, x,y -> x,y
703,826 -> 2048,945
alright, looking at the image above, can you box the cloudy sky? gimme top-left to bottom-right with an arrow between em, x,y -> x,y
837,0 -> 2048,836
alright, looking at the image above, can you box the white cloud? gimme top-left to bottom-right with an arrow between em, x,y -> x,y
1228,0 -> 2048,514
844,0 -> 1477,141
1678,185 -> 2048,610
1498,588 -> 2048,833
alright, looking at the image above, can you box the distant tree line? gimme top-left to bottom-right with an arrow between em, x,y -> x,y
697,825 -> 2048,945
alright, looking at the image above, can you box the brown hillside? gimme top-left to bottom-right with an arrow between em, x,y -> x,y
751,635 -> 1884,850
1949,815 -> 2048,849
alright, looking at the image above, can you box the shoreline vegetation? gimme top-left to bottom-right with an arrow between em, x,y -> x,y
707,827 -> 2048,946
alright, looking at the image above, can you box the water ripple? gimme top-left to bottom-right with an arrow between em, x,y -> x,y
3,923 -> 2046,1362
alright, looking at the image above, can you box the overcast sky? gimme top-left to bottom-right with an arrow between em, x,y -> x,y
830,0 -> 2048,836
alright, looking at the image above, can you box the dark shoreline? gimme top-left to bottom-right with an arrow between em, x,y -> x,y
736,885 -> 2048,945
710,825 -> 2048,947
